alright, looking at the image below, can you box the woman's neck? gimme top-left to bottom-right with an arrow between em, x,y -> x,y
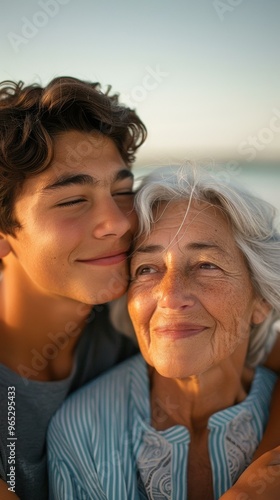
148,351 -> 254,500
149,357 -> 252,433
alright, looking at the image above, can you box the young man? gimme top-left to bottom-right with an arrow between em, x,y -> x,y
0,76 -> 146,499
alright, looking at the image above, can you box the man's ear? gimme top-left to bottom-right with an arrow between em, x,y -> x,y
251,297 -> 272,325
0,234 -> 12,258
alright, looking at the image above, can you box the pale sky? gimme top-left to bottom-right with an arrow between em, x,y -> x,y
0,0 -> 280,168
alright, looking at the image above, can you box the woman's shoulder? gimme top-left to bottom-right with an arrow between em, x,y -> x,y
75,352 -> 144,401
48,354 -> 146,499
49,354 -> 144,434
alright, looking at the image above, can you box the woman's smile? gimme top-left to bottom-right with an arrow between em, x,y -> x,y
152,323 -> 208,340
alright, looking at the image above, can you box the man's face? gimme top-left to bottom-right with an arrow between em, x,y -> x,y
3,130 -> 137,304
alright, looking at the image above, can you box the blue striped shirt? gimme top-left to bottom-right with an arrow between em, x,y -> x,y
48,355 -> 277,499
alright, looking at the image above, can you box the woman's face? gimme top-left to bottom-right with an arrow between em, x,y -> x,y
128,200 -> 268,379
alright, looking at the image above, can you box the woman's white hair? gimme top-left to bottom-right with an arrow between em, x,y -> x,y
134,165 -> 280,366
135,164 -> 280,312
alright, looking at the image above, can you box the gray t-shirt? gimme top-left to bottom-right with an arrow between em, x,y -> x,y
0,304 -> 138,499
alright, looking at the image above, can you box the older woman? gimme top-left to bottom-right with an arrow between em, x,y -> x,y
48,165 -> 280,500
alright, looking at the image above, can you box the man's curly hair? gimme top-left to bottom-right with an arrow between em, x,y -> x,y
0,76 -> 147,234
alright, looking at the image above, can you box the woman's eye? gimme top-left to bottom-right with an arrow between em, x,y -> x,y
131,265 -> 158,280
199,262 -> 219,270
57,199 -> 86,207
139,266 -> 156,275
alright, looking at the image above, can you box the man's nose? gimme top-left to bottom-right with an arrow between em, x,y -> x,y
91,197 -> 135,239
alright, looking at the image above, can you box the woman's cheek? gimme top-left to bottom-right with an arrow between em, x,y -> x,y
128,287 -> 153,328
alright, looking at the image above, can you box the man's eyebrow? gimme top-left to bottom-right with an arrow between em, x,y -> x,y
42,169 -> 133,191
42,174 -> 95,191
115,170 -> 134,182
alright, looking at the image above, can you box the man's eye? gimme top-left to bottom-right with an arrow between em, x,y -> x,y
113,191 -> 135,197
57,199 -> 85,207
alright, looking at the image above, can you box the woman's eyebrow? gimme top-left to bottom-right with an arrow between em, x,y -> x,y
186,242 -> 232,257
187,242 -> 224,252
42,169 -> 133,192
134,242 -> 228,256
133,244 -> 165,254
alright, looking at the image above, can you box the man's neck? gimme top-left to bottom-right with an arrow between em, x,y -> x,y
0,270 -> 93,381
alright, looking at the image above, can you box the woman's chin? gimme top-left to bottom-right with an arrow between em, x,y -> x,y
150,355 -> 212,380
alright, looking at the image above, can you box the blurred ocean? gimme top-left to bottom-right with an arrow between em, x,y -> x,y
133,164 -> 280,226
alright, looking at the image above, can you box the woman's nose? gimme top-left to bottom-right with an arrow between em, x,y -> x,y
155,272 -> 196,310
